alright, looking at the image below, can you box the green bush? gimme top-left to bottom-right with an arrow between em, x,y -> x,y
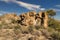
48,18 -> 60,31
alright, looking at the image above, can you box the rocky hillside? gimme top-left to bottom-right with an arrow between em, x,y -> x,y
0,11 -> 60,40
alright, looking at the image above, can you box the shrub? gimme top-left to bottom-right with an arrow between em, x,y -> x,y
48,18 -> 60,31
51,31 -> 60,40
28,25 -> 34,33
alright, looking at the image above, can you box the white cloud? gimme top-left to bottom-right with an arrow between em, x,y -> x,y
0,0 -> 16,2
51,8 -> 60,12
15,1 -> 41,10
40,8 -> 45,11
0,11 -> 9,14
0,0 -> 45,11
0,11 -> 6,15
54,9 -> 60,11
48,8 -> 60,12
0,14 -> 2,15
0,11 -> 13,15
55,5 -> 60,7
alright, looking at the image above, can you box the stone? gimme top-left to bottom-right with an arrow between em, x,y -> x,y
19,11 -> 48,28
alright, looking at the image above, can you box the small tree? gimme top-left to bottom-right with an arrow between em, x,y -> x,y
46,10 -> 56,18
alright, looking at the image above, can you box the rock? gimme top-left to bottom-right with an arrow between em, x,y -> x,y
19,11 -> 48,28
0,11 -> 49,40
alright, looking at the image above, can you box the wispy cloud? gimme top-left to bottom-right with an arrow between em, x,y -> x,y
40,8 -> 45,11
0,0 -> 16,2
51,5 -> 60,11
16,1 -> 40,10
55,5 -> 60,7
54,9 -> 60,11
0,0 -> 45,11
0,11 -> 15,15
0,11 -> 7,15
51,8 -> 60,12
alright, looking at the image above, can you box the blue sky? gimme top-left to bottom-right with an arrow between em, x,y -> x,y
0,0 -> 60,20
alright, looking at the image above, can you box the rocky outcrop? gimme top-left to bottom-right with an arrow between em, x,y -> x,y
0,11 -> 48,28
0,11 -> 49,40
18,11 -> 48,28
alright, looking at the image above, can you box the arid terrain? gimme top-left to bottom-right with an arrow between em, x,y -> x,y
0,11 -> 60,40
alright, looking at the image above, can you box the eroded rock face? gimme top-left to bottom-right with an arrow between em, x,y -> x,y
0,11 -> 49,40
19,11 -> 48,28
19,11 -> 36,26
0,11 -> 48,28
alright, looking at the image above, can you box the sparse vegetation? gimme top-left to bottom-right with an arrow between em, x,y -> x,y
0,11 -> 60,40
